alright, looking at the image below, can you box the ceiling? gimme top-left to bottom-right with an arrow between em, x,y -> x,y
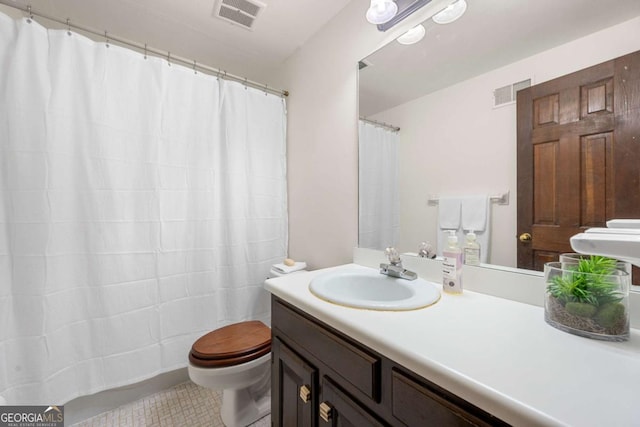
360,0 -> 640,117
3,0 -> 639,106
1,0 -> 353,85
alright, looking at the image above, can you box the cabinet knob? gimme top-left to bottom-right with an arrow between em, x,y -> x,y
519,232 -> 532,243
299,385 -> 311,403
319,402 -> 332,423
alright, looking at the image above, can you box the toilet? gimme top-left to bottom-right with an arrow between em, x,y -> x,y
188,264 -> 307,426
188,321 -> 272,427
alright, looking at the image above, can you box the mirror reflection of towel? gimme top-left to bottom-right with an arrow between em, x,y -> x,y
437,195 -> 491,263
462,195 -> 487,232
437,197 -> 462,257
438,197 -> 461,229
462,196 -> 490,263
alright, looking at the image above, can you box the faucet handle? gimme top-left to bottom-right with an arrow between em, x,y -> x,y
385,247 -> 401,265
418,242 -> 436,259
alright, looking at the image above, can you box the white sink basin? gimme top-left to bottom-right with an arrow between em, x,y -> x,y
309,267 -> 440,311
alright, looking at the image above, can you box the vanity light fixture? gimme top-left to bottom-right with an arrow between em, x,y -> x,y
432,0 -> 467,24
396,24 -> 426,45
370,0 -> 436,32
366,0 -> 399,25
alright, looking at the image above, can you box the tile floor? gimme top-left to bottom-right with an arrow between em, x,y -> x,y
70,381 -> 270,427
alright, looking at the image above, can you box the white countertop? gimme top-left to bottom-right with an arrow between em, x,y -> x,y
264,263 -> 640,427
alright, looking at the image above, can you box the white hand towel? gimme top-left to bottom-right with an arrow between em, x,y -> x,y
461,195 -> 491,263
438,197 -> 461,229
461,195 -> 488,232
437,197 -> 462,257
271,261 -> 307,274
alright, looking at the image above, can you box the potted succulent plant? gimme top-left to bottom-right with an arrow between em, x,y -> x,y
544,256 -> 630,341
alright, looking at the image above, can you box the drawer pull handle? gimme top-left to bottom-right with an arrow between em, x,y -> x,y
299,385 -> 311,403
319,402 -> 332,422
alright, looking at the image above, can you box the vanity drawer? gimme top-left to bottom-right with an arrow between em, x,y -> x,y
391,369 -> 506,427
272,299 -> 381,401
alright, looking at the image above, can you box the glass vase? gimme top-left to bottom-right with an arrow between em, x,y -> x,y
544,261 -> 630,342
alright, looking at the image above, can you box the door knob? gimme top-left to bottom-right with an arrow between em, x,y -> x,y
299,385 -> 311,403
519,232 -> 532,242
319,402 -> 333,422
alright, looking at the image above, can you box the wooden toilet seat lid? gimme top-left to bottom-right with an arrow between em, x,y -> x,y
190,321 -> 271,367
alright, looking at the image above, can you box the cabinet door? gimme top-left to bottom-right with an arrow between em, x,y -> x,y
319,377 -> 386,427
272,337 -> 318,427
391,369 -> 504,426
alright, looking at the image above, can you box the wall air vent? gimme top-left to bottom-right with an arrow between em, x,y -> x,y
493,78 -> 532,108
214,0 -> 266,30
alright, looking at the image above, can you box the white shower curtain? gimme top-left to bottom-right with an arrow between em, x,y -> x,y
358,121 -> 399,250
0,13 -> 287,405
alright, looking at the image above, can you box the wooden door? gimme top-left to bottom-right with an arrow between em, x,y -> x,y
517,50 -> 640,272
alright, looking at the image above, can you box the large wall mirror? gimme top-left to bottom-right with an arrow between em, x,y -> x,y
358,0 -> 640,271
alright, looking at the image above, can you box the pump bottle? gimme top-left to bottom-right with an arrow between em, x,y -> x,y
442,230 -> 463,294
464,230 -> 481,266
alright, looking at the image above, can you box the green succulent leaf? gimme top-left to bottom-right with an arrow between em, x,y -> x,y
546,256 -> 623,306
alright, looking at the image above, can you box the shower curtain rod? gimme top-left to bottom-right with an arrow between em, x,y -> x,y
0,1 -> 289,98
359,117 -> 400,132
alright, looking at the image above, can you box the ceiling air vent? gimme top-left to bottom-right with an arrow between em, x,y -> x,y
493,78 -> 531,108
214,0 -> 266,30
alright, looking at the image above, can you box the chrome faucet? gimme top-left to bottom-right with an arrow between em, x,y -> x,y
418,241 -> 436,259
380,247 -> 418,280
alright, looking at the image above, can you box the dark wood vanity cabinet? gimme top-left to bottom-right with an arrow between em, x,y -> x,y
272,337 -> 317,426
271,297 -> 510,427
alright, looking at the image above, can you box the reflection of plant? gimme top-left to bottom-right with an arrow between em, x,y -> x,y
547,256 -> 621,307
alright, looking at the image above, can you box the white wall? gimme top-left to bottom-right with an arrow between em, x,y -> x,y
282,0 -> 453,269
285,7 -> 640,269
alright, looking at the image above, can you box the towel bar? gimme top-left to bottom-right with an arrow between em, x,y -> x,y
427,191 -> 509,206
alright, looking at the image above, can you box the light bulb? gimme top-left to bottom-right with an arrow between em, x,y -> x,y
397,24 -> 426,45
366,0 -> 398,25
432,0 -> 467,25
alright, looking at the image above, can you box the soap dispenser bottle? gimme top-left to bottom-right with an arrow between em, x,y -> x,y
442,230 -> 463,294
463,230 -> 481,266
